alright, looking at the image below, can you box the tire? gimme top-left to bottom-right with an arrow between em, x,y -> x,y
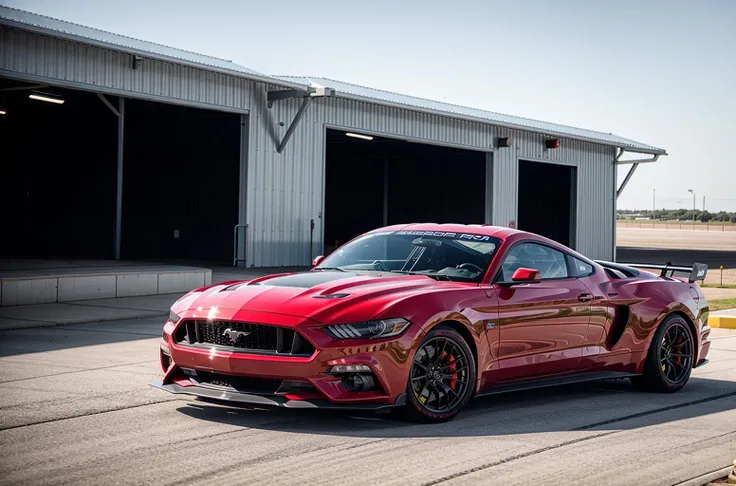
630,314 -> 695,393
396,324 -> 477,423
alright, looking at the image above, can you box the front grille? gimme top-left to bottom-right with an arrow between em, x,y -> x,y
173,320 -> 316,357
194,371 -> 282,393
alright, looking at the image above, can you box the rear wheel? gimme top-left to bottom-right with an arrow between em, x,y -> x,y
398,325 -> 476,422
630,314 -> 694,393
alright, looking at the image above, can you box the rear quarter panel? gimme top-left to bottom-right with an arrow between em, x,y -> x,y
592,275 -> 709,373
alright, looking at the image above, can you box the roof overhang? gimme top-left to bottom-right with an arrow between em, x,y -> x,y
334,91 -> 667,156
0,14 -> 306,91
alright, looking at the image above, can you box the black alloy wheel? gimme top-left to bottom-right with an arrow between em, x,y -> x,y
400,325 -> 476,422
659,321 -> 693,384
631,314 -> 695,393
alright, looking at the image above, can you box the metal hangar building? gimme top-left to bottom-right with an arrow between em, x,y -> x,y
0,6 -> 666,268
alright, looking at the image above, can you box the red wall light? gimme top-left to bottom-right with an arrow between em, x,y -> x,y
545,139 -> 560,149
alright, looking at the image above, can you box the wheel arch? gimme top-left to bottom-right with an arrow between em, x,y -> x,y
433,319 -> 479,376
668,310 -> 699,360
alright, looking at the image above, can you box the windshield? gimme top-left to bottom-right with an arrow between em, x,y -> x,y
315,230 -> 502,282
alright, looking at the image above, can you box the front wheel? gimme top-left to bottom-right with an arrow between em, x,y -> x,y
398,325 -> 476,423
630,314 -> 694,393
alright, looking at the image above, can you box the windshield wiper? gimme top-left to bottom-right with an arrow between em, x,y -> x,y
389,270 -> 452,281
312,267 -> 347,272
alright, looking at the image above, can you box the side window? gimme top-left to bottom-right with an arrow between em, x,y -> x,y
568,256 -> 594,277
500,243 -> 569,281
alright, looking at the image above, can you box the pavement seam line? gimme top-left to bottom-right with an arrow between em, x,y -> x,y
572,391 -> 736,430
0,312 -> 167,331
0,399 -> 181,431
41,327 -> 160,336
422,431 -> 618,486
0,360 -> 158,385
68,301 -> 171,312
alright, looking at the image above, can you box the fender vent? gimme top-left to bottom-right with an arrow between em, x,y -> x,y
607,305 -> 631,349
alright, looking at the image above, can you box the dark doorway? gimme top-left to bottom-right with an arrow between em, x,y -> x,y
518,160 -> 577,247
0,77 -> 241,263
324,129 -> 487,254
0,78 -> 117,259
122,100 -> 241,263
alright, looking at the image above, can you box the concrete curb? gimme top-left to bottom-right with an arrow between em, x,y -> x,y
0,311 -> 167,331
710,316 -> 736,329
673,466 -> 733,486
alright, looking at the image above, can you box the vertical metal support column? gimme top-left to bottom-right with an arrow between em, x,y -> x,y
235,114 -> 249,267
485,152 -> 494,224
612,148 -> 623,262
114,97 -> 125,260
569,167 -> 578,250
383,159 -> 389,226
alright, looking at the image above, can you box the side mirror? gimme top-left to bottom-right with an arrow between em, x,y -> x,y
510,267 -> 542,284
312,255 -> 325,267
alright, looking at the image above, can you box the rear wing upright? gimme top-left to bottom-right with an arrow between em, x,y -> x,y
614,261 -> 708,283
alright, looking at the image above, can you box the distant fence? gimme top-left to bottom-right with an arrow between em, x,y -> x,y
617,221 -> 736,232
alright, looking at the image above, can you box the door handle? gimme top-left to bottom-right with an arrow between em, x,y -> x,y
577,293 -> 594,302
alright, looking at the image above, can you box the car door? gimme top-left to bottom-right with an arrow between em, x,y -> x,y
494,242 -> 593,381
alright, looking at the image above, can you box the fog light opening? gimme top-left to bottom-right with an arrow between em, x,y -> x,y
341,373 -> 376,392
160,347 -> 173,372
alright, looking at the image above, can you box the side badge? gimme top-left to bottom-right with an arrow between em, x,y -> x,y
486,322 -> 496,330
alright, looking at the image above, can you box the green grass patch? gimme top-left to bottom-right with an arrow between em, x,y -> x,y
710,298 -> 736,311
702,284 -> 736,289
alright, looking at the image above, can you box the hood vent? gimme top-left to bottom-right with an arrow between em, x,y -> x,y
313,293 -> 351,299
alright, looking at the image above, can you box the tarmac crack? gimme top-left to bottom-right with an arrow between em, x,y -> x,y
0,399 -> 181,431
422,431 -> 618,486
0,360 -> 158,385
573,391 -> 736,430
177,438 -> 390,486
423,391 -> 736,485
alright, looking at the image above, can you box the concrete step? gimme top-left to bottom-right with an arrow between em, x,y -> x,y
0,264 -> 211,307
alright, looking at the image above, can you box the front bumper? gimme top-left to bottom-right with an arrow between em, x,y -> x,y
150,380 -> 406,410
153,312 -> 421,408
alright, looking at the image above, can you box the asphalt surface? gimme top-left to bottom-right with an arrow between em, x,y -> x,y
1,315 -> 735,486
617,247 -> 736,270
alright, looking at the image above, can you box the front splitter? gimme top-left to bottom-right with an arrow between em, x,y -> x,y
150,381 -> 405,410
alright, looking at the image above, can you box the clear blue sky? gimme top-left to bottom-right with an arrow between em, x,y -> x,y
5,0 -> 735,211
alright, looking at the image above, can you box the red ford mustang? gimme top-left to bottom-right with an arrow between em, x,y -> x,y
152,224 -> 711,422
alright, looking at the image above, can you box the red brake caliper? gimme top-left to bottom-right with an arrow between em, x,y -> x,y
448,354 -> 457,390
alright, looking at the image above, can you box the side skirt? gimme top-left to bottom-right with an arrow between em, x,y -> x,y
475,371 -> 639,398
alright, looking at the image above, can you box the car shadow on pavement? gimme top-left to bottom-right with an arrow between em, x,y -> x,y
175,377 -> 736,438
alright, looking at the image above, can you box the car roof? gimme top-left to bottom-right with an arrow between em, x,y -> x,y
369,223 -> 593,261
370,223 -> 526,240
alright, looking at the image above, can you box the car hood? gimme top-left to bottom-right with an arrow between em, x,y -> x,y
172,271 -> 458,324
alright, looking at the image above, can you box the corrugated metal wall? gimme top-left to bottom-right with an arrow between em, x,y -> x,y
0,26 -> 618,267
0,26 -> 253,112
245,85 -> 617,267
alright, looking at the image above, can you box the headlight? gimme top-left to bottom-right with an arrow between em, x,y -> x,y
322,318 -> 410,339
168,310 -> 181,324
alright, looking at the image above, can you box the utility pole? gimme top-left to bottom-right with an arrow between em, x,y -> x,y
703,196 -> 706,211
652,189 -> 656,214
688,189 -> 696,224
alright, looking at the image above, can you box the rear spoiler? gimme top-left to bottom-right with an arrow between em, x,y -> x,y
611,261 -> 708,283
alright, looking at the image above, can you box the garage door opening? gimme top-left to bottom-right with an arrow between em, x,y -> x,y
518,160 -> 577,247
0,77 -> 241,263
324,129 -> 488,254
122,99 -> 241,263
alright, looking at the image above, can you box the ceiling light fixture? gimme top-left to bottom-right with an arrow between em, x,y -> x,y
29,92 -> 64,104
345,132 -> 373,141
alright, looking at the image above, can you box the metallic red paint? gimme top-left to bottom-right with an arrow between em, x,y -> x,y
152,223 -> 711,412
